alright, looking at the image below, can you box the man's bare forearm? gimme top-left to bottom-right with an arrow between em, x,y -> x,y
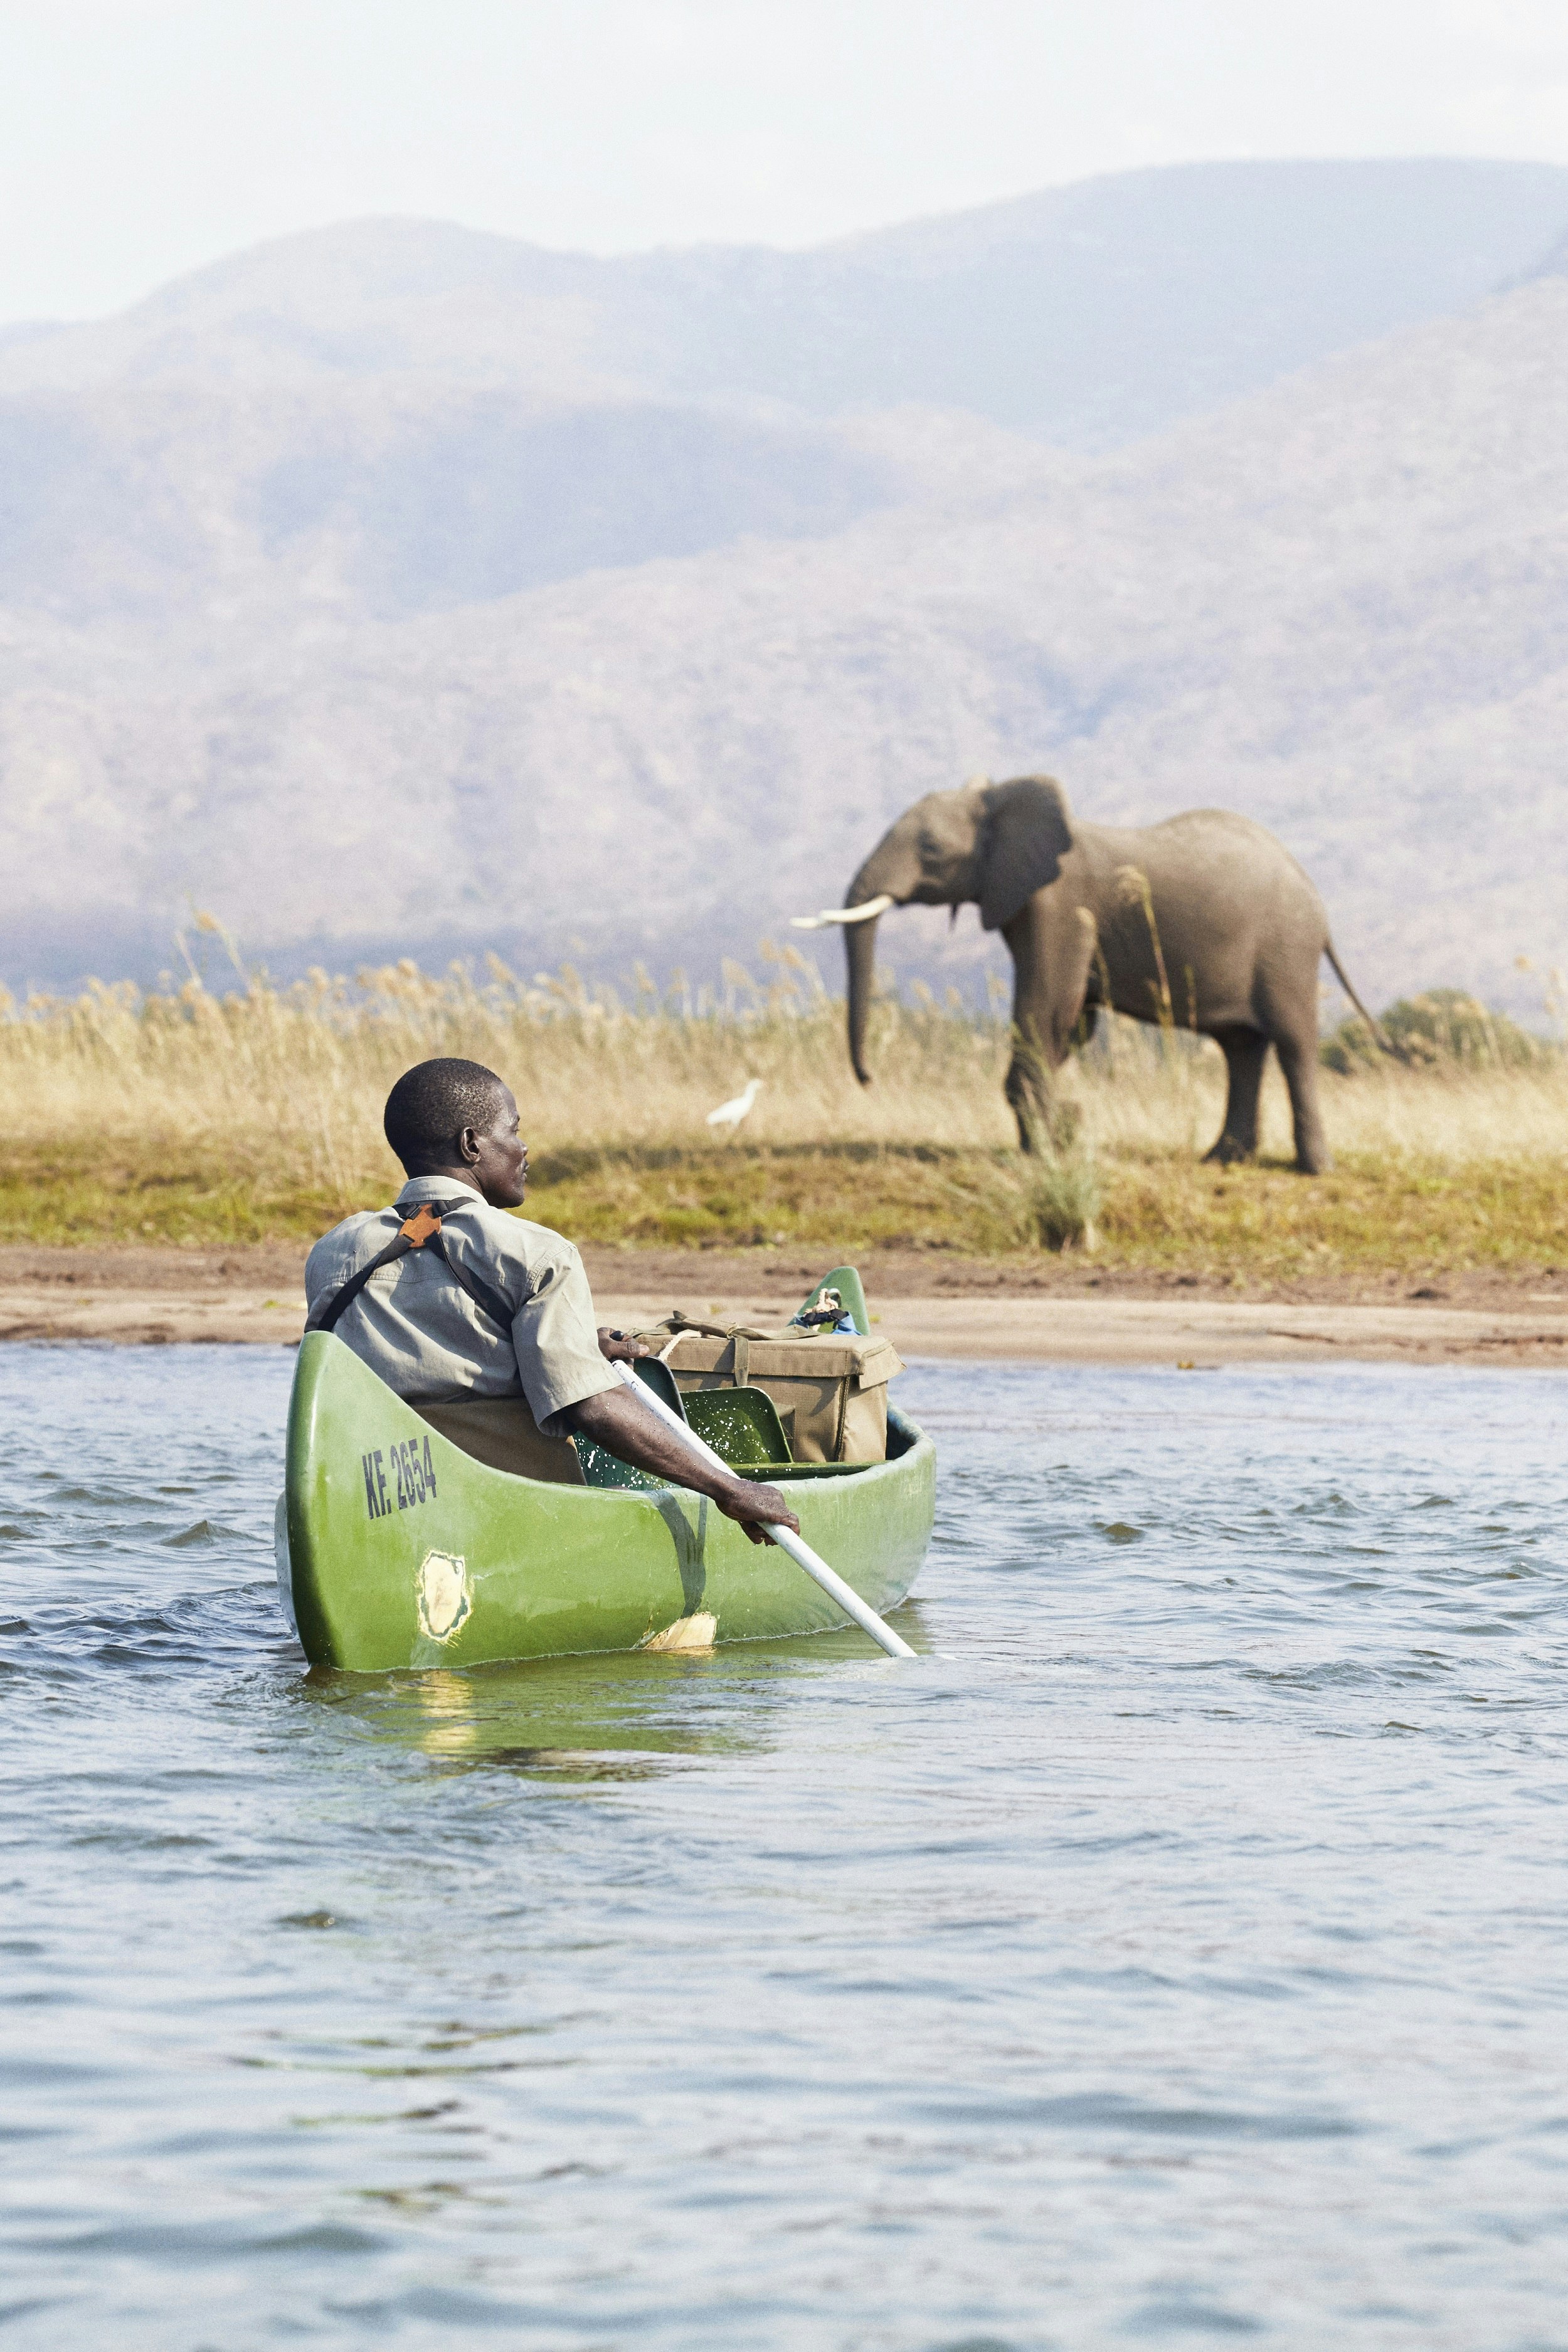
569,1387 -> 739,1497
565,1387 -> 799,1539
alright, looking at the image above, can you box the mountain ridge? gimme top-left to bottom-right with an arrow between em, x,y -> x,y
7,156 -> 1568,440
2,159 -> 1566,1013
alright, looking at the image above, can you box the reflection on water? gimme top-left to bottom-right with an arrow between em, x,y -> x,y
300,1610 -> 933,1779
1,1342 -> 1565,2351
305,1653 -> 746,1777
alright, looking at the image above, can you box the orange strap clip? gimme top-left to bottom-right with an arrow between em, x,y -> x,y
398,1205 -> 443,1248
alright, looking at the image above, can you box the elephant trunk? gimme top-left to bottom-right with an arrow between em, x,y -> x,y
843,842 -> 918,1085
845,911 -> 881,1086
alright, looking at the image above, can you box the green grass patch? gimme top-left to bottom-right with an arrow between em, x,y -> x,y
1098,1152 -> 1568,1277
7,1139 -> 1561,1279
532,1145 -> 1568,1274
0,1148 -> 356,1246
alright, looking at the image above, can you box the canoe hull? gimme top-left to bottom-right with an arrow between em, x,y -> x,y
282,1333 -> 935,1671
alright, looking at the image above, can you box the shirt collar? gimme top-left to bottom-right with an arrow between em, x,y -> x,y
395,1172 -> 485,1207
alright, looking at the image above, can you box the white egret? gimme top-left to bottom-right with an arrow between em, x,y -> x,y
706,1078 -> 763,1133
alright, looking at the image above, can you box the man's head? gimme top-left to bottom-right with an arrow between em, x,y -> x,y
383,1059 -> 527,1208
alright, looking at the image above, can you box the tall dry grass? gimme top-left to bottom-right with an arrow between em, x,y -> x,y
0,948 -> 1019,1194
3,950 -> 1565,1172
1073,1017 -> 1568,1169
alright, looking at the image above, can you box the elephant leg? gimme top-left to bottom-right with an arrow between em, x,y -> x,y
1004,1012 -> 1057,1150
1004,903 -> 1094,1153
1275,1032 -> 1332,1174
1205,1026 -> 1268,1164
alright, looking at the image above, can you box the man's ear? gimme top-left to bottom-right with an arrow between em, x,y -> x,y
977,776 -> 1075,931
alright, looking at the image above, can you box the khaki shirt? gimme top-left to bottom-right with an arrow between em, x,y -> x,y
304,1174 -> 618,1434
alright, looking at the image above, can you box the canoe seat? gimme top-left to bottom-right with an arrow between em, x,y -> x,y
685,1385 -> 792,1466
574,1436 -> 649,1488
632,1358 -> 687,1420
575,1359 -> 688,1490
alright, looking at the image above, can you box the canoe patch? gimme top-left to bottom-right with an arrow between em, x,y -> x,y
642,1611 -> 718,1653
416,1550 -> 471,1641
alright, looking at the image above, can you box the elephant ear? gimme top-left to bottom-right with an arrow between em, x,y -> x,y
977,775 -> 1076,932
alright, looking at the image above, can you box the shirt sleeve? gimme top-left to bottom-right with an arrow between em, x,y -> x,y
302,1234 -> 333,1319
509,1241 -> 618,1434
303,1216 -> 379,1321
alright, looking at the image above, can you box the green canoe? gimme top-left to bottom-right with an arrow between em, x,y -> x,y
276,1295 -> 934,1673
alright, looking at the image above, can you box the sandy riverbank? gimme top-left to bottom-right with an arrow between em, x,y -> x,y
1,1245 -> 1564,1366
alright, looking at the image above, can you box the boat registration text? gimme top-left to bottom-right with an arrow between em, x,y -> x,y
362,1436 -> 439,1521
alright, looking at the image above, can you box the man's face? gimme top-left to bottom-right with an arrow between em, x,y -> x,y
466,1088 -> 529,1209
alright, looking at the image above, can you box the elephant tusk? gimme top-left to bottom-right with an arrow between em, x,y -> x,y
789,894 -> 896,930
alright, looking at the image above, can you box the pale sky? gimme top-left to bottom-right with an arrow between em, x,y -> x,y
6,0 -> 1568,324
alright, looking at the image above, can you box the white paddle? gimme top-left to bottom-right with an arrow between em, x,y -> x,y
612,1362 -> 916,1660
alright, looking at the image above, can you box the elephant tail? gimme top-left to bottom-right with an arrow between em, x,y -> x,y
1323,942 -> 1401,1058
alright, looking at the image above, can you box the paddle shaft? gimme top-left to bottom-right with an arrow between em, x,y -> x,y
612,1364 -> 916,1660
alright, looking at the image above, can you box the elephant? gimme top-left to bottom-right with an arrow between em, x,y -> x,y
808,774 -> 1384,1173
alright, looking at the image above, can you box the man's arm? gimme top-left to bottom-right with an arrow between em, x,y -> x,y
565,1387 -> 801,1545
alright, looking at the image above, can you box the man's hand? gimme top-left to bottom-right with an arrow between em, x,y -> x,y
566,1385 -> 800,1544
597,1327 -> 651,1362
712,1478 -> 801,1545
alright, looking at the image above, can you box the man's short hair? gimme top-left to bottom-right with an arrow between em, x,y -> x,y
384,1058 -> 509,1170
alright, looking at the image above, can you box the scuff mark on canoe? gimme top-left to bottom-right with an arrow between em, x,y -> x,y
642,1611 -> 719,1654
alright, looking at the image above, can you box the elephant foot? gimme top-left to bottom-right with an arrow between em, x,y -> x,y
1295,1145 -> 1333,1176
1204,1135 -> 1256,1167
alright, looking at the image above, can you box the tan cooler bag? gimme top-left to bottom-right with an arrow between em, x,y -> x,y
642,1316 -> 904,1463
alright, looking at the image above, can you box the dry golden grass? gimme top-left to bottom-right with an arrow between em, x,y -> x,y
0,951 -> 1564,1274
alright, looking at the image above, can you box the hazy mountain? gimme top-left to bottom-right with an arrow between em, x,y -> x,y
617,157 -> 1568,448
6,157 -> 1567,448
2,159 -> 1567,1010
0,383 -> 913,623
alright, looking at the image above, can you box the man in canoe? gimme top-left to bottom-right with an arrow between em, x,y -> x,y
304,1056 -> 799,1543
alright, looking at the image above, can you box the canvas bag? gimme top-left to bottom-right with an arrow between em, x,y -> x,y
638,1313 -> 904,1463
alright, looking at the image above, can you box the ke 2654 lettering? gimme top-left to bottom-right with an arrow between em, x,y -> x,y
362,1434 -> 439,1521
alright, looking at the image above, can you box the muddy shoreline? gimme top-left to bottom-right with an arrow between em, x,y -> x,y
1,1244 -> 1563,1365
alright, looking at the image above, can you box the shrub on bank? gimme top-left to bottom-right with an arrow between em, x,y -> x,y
1322,987 -> 1556,1074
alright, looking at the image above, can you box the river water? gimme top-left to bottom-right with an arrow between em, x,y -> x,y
2,1344 -> 1566,2349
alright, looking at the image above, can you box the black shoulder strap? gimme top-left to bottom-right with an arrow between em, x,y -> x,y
307,1201 -> 517,1338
